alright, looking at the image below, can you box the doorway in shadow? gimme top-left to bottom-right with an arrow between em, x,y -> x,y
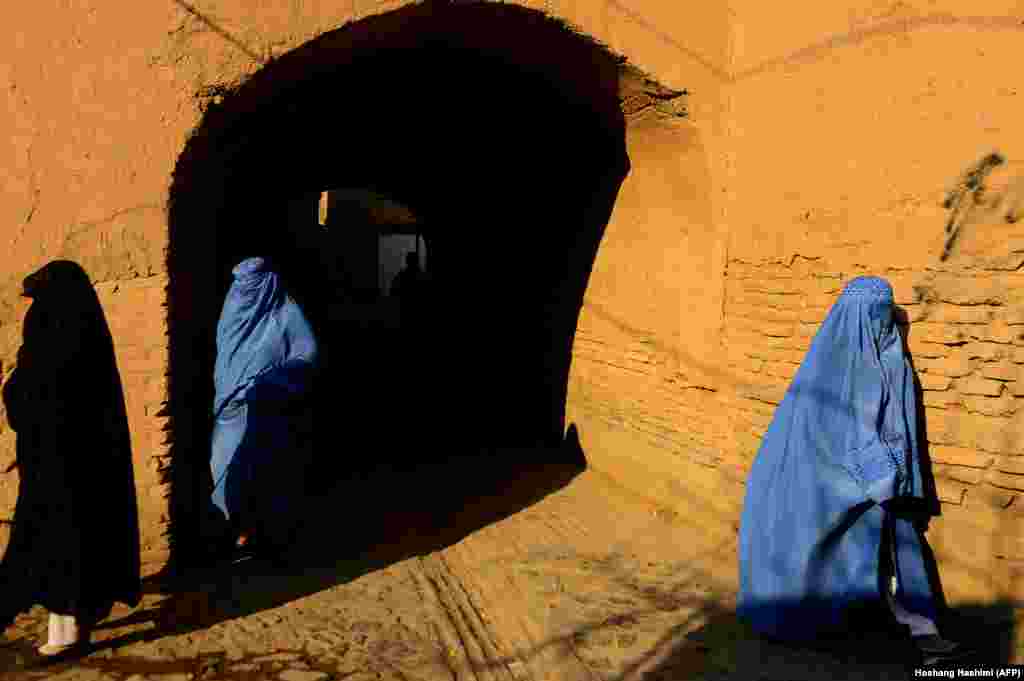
164,2 -> 638,583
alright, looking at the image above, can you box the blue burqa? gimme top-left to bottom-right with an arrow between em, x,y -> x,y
738,276 -> 939,641
210,257 -> 319,533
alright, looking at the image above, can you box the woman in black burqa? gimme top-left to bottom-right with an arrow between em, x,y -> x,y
0,260 -> 141,655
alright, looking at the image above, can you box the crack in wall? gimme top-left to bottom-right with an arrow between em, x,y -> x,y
941,151 -> 1007,261
170,0 -> 267,65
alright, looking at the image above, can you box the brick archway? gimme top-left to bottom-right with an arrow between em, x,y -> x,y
161,1 -> 659,571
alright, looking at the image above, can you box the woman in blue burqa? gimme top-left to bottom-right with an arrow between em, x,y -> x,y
210,257 -> 318,556
738,276 -> 970,665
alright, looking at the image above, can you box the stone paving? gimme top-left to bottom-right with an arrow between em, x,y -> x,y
0,463 -> 1018,681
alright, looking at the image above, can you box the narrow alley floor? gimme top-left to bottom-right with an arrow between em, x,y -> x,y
0,460 -> 1017,681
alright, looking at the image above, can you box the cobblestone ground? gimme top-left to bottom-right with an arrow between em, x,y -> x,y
0,463 -> 1018,681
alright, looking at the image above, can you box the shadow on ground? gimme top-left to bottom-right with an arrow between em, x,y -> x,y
64,435 -> 588,652
640,601 -> 1019,680
4,439 -> 1019,680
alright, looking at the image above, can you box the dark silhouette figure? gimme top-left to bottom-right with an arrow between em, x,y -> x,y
390,252 -> 427,305
0,260 -> 141,652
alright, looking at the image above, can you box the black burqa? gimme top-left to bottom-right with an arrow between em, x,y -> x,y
0,260 -> 140,626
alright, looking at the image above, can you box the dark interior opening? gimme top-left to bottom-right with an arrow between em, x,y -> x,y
165,2 -> 632,574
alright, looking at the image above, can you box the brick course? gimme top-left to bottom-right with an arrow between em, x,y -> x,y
719,257 -> 1024,560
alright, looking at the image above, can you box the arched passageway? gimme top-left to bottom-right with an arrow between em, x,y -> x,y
164,2 -> 665,570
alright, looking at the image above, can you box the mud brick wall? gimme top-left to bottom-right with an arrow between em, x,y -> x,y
0,0 -> 730,576
722,0 -> 1024,609
94,276 -> 173,568
564,99 -> 736,548
3,0 -> 1022,613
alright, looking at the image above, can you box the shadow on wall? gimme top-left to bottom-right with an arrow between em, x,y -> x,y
0,260 -> 140,626
895,306 -> 942,520
163,2 -> 631,573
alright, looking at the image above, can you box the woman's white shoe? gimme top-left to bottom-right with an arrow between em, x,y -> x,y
38,613 -> 84,656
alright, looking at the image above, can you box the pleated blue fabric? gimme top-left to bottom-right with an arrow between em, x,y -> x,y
738,276 -> 937,640
210,258 -> 318,527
